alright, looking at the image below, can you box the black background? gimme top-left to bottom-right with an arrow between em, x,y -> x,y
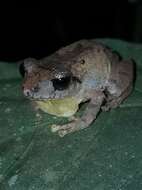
0,1 -> 142,61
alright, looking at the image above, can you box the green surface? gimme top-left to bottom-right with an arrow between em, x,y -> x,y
0,39 -> 142,190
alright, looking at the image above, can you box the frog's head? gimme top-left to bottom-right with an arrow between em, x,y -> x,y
19,58 -> 82,100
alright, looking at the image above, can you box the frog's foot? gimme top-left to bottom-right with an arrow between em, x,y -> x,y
51,119 -> 87,137
68,116 -> 77,122
51,117 -> 79,133
51,124 -> 64,133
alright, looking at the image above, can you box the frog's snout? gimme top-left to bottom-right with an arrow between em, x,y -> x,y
23,88 -> 32,97
23,85 -> 39,98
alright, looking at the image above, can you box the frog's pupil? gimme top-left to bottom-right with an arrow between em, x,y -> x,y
52,76 -> 71,91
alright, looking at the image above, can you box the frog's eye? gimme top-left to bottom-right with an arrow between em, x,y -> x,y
52,76 -> 71,91
19,62 -> 26,77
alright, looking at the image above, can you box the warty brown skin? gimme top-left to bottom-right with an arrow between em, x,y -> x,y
20,39 -> 134,137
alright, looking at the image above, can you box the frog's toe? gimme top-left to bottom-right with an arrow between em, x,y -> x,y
51,123 -> 70,133
58,129 -> 68,137
51,124 -> 61,132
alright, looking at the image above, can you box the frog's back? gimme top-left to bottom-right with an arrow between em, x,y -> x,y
66,40 -> 112,90
41,39 -> 121,91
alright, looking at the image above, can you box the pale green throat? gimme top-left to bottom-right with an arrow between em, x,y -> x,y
36,97 -> 80,117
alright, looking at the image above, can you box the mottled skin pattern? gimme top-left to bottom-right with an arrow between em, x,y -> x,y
20,39 -> 134,137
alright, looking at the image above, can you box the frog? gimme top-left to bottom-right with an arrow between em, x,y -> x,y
19,39 -> 134,137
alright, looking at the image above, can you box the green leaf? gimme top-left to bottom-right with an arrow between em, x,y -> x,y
0,39 -> 142,190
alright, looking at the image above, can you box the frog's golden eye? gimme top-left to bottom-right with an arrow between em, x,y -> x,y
19,62 -> 26,77
51,76 -> 71,91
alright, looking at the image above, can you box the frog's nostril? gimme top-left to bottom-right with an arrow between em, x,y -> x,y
24,89 -> 32,97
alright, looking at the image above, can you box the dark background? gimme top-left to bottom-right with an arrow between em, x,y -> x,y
0,0 -> 142,62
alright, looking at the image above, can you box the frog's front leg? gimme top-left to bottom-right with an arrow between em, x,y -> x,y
51,91 -> 105,137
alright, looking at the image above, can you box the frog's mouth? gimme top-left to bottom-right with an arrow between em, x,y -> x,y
35,97 -> 81,117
